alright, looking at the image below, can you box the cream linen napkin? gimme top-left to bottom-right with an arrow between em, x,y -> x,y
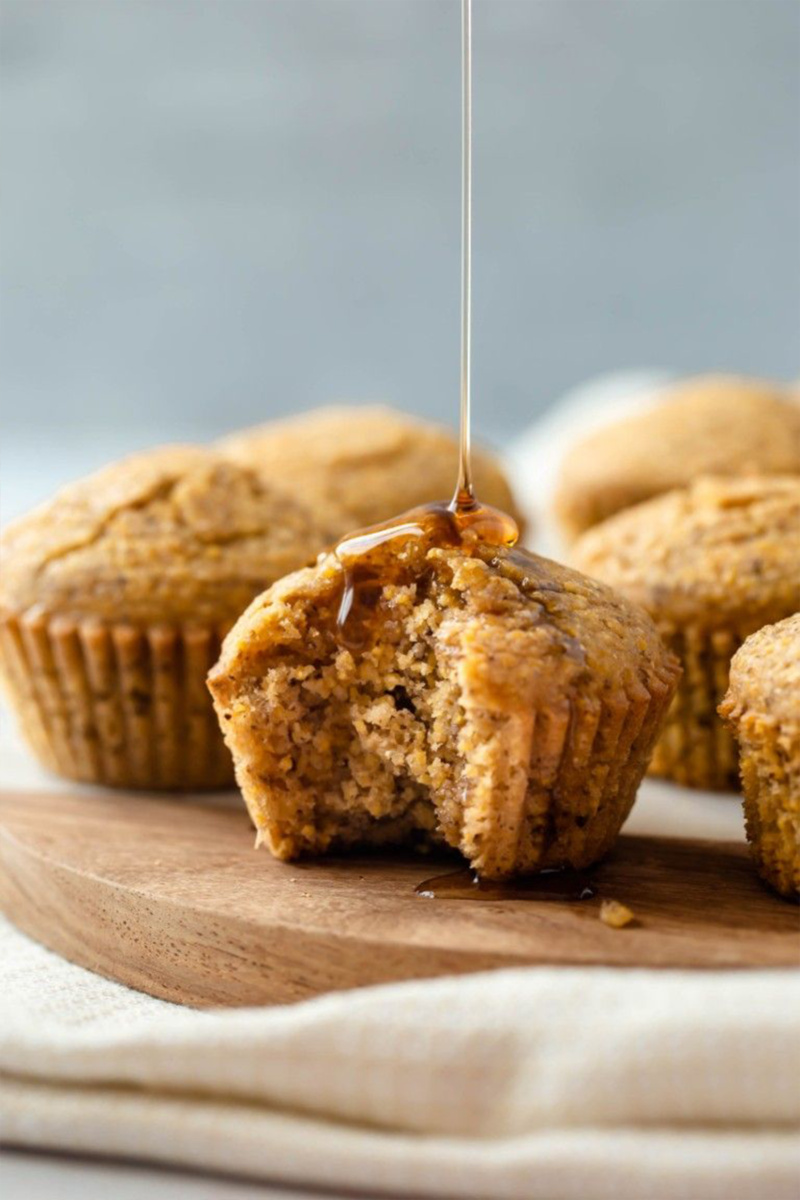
2,911 -> 799,1200
2,373 -> 799,1200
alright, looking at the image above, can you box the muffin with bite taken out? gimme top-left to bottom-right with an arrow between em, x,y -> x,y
208,509 -> 680,879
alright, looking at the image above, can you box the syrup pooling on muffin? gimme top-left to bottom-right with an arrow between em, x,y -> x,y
333,500 -> 519,652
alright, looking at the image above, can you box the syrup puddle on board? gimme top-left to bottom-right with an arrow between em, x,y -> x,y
415,866 -> 597,903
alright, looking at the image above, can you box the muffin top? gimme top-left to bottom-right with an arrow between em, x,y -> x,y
217,404 -> 525,537
722,613 -> 800,731
555,376 -> 800,538
216,525 -> 679,707
0,445 -> 334,624
573,476 -> 800,631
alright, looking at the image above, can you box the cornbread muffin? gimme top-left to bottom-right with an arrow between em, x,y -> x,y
0,446 -> 334,789
217,405 -> 526,538
208,519 -> 679,879
555,376 -> 800,540
720,615 -> 800,900
574,476 -> 800,790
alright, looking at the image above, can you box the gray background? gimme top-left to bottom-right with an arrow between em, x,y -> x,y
2,0 -> 799,460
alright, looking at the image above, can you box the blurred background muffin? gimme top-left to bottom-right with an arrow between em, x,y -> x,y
554,376 -> 800,541
720,615 -> 800,900
0,446 -> 334,790
218,405 -> 526,538
573,476 -> 800,791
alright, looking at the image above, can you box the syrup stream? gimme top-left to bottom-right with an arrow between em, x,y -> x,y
333,0 -> 518,652
331,4 -> 563,903
455,0 -> 473,510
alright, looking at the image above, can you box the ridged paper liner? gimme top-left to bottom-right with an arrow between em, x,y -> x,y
0,612 -> 232,790
449,658 -> 679,880
649,625 -> 742,791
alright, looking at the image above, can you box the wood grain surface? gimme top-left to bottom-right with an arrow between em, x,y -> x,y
0,788 -> 797,1007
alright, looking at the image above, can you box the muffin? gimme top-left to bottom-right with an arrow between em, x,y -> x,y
0,446 -> 334,790
217,404 -> 526,538
573,476 -> 800,790
208,512 -> 679,879
555,376 -> 800,540
720,615 -> 800,900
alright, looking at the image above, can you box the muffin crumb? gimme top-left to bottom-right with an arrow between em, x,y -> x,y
599,899 -> 636,928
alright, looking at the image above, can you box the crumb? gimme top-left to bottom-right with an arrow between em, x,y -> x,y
600,898 -> 635,928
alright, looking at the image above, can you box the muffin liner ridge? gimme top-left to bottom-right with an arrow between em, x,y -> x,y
450,668 -> 677,878
649,623 -> 743,790
0,611 -> 233,790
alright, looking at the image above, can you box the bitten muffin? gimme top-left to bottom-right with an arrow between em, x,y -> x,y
573,477 -> 800,790
720,615 -> 800,900
217,405 -> 526,538
0,446 -> 334,790
208,522 -> 679,880
555,376 -> 800,540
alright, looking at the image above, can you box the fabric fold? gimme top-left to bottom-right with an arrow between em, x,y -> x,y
2,915 -> 799,1200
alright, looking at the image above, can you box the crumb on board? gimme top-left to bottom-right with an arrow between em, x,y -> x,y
600,898 -> 636,929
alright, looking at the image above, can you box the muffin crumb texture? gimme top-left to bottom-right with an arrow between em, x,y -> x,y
720,614 -> 800,900
209,538 -> 679,879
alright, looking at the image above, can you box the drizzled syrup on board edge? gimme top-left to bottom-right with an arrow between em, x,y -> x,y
416,868 -> 596,903
330,1 -> 594,906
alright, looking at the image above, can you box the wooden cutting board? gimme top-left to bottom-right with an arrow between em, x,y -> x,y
0,788 -> 797,1007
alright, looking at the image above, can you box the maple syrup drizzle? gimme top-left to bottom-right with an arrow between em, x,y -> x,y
332,0 -> 518,652
415,867 -> 597,903
456,0 -> 473,509
331,4 -> 570,903
333,500 -> 518,651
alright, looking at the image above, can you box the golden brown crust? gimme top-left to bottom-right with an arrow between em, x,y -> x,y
573,476 -> 800,628
0,445 -> 334,624
720,615 -> 800,899
217,405 -> 526,538
0,444 -> 338,789
555,376 -> 800,539
209,540 -> 679,879
573,476 -> 800,789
